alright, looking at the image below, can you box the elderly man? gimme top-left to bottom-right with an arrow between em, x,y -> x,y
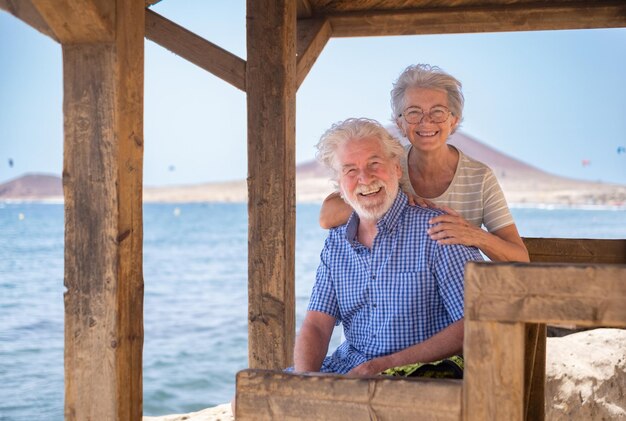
294,118 -> 482,376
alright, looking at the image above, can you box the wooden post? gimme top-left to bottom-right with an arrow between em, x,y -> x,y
464,320 -> 526,421
49,0 -> 144,419
246,0 -> 297,369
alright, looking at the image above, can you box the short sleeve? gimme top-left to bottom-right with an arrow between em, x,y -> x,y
307,236 -> 341,322
482,169 -> 515,232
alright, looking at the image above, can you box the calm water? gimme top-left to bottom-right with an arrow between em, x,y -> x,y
1,202 -> 625,419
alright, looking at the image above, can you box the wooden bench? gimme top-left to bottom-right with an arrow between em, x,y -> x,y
235,238 -> 626,420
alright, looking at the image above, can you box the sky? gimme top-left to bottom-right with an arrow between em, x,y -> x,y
1,1 -> 625,187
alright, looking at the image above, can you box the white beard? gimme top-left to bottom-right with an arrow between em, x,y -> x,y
341,178 -> 399,221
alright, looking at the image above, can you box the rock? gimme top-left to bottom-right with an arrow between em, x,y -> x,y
546,328 -> 626,420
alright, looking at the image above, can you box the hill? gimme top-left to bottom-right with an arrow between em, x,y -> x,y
1,132 -> 624,206
0,173 -> 63,200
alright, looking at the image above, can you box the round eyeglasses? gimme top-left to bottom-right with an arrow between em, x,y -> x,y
400,106 -> 451,124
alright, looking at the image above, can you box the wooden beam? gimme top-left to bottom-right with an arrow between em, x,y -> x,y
0,0 -> 57,41
236,369 -> 462,420
246,0 -> 296,370
328,2 -> 626,37
524,238 -> 626,264
145,9 -> 246,91
523,323 -> 545,421
464,320 -> 526,421
62,0 -> 144,419
31,0 -> 114,43
296,18 -> 331,89
465,262 -> 626,327
297,0 -> 313,18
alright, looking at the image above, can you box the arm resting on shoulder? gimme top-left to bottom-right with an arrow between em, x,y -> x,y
477,224 -> 529,262
294,310 -> 336,373
319,191 -> 353,229
347,319 -> 464,377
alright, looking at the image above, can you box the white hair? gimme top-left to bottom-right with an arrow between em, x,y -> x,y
315,117 -> 405,179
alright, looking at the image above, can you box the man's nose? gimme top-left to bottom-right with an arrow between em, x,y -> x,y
357,168 -> 374,184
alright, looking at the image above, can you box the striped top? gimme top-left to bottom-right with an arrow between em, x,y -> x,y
400,145 -> 514,232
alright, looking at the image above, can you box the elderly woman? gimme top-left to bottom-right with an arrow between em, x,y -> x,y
319,64 -> 529,262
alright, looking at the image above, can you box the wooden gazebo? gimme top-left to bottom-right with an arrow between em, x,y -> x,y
2,1 -> 625,420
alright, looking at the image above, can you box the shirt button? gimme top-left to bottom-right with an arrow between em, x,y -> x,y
371,274 -> 376,279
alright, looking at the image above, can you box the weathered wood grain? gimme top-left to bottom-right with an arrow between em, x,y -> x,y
464,320 -> 526,421
296,18 -> 332,89
246,0 -> 297,370
524,238 -> 626,264
32,0 -> 114,43
62,1 -> 144,419
465,263 -> 626,327
0,0 -> 57,41
145,9 -> 246,91
236,369 -> 462,420
523,323 -> 545,421
327,2 -> 626,37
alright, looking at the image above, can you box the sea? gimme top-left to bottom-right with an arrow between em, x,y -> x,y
1,202 -> 625,420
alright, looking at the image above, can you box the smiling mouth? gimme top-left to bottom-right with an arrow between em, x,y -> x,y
416,130 -> 438,137
358,186 -> 382,197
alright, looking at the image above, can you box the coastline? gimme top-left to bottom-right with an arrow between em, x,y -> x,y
2,176 -> 625,209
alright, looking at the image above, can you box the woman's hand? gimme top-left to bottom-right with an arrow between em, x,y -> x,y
427,206 -> 482,247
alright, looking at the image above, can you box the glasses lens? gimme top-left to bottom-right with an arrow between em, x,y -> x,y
403,107 -> 449,124
430,107 -> 449,123
404,110 -> 423,124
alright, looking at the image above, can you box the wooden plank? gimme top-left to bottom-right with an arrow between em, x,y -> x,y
114,1 -> 145,419
236,369 -> 462,421
296,18 -> 332,89
328,2 -> 626,37
246,0 -> 297,370
524,238 -> 626,264
523,323 -> 545,421
464,320 -> 525,421
32,0 -> 114,43
0,0 -> 57,41
145,9 -> 246,91
465,263 -> 626,327
62,1 -> 144,419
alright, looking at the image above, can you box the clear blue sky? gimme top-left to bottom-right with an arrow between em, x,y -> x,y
1,1 -> 625,186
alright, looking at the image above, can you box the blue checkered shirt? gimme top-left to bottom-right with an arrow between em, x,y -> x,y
308,191 -> 483,374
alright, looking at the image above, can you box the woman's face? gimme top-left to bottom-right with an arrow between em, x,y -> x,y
396,87 -> 459,153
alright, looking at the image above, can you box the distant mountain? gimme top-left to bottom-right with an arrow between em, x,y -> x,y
0,173 -> 63,200
1,132 -> 624,206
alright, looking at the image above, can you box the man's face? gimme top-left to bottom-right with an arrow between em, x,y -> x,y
336,136 -> 401,221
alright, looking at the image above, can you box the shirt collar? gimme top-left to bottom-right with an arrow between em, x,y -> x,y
344,190 -> 407,245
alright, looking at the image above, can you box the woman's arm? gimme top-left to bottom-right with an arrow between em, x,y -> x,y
319,191 -> 353,229
427,208 -> 529,262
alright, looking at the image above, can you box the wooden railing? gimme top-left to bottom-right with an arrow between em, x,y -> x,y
236,238 -> 626,420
